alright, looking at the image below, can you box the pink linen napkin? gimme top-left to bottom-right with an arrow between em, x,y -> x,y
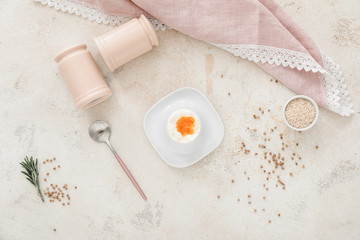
36,0 -> 353,116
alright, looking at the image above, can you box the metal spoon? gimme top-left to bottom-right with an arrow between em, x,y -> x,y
88,120 -> 147,201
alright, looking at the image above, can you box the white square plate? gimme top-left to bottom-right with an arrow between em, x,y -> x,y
144,87 -> 224,168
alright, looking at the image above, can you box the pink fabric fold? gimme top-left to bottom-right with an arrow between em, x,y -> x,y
131,0 -> 329,108
37,0 -> 353,116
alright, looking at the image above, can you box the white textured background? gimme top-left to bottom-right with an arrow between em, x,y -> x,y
0,0 -> 359,239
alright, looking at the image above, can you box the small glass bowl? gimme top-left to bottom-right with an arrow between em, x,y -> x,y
282,95 -> 319,131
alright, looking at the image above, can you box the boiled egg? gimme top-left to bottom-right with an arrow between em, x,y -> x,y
167,109 -> 201,143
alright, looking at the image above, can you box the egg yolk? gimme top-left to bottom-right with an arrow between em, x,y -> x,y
176,116 -> 195,137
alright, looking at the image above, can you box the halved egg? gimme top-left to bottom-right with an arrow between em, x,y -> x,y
167,109 -> 201,143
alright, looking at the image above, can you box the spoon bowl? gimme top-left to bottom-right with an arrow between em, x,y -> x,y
89,120 -> 112,143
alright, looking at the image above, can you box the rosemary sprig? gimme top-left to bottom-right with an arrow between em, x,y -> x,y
20,156 -> 45,202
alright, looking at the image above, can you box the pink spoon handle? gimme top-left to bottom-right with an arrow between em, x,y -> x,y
114,153 -> 147,201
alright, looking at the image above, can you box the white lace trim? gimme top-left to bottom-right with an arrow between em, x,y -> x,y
320,51 -> 353,116
213,44 -> 326,73
213,44 -> 353,116
34,0 -> 167,30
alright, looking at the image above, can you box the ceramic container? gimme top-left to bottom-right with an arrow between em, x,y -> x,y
282,95 -> 319,131
94,15 -> 159,72
55,44 -> 112,110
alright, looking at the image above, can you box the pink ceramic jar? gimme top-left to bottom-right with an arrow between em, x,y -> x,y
94,15 -> 159,72
55,44 -> 112,110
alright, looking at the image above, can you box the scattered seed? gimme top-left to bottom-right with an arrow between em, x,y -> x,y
53,228 -> 56,232
217,195 -> 220,199
316,145 -> 319,149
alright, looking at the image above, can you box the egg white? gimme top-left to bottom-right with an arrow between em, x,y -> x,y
167,109 -> 201,143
